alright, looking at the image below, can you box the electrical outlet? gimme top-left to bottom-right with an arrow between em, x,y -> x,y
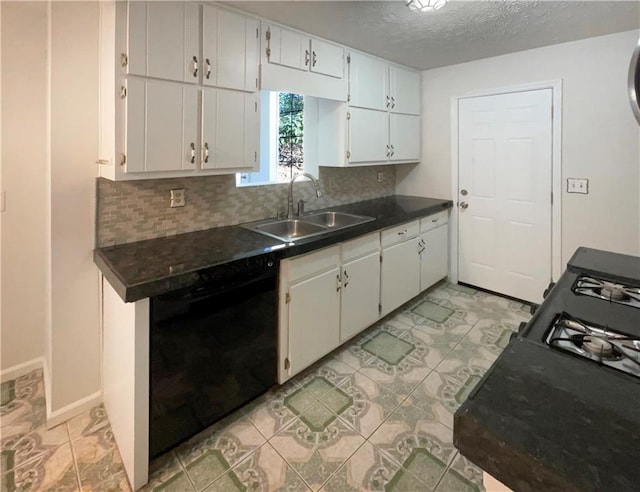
377,171 -> 385,183
567,178 -> 589,194
170,189 -> 186,207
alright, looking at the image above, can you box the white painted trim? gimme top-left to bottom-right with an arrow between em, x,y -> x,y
46,390 -> 103,429
0,357 -> 44,383
450,80 -> 563,288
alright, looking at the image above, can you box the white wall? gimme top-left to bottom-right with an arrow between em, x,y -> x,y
1,1 -> 101,419
1,2 -> 48,373
397,30 -> 640,263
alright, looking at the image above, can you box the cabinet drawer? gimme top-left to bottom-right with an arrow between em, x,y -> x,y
284,245 -> 340,283
381,220 -> 420,248
341,232 -> 380,263
420,210 -> 449,233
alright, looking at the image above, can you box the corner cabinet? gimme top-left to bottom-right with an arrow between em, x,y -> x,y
98,1 -> 260,181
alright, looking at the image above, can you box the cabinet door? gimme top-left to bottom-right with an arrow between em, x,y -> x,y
380,238 -> 421,317
128,1 -> 199,83
340,253 -> 381,342
202,89 -> 259,170
266,24 -> 309,72
349,52 -> 387,111
348,108 -> 388,163
389,114 -> 421,162
420,225 -> 449,291
288,268 -> 341,377
202,6 -> 259,91
310,38 -> 344,79
126,78 -> 199,173
389,66 -> 421,115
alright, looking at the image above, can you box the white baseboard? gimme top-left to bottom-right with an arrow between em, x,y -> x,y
0,357 -> 44,383
46,390 -> 103,429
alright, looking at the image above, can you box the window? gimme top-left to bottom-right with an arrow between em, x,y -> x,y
237,91 -> 305,186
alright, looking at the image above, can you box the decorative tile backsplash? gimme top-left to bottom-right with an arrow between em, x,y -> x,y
96,166 -> 396,247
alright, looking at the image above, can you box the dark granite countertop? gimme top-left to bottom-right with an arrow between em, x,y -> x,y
94,195 -> 452,302
454,338 -> 640,492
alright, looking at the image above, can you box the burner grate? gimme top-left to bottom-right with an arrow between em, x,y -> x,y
573,276 -> 640,308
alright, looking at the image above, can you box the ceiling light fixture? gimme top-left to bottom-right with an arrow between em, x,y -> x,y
406,0 -> 448,12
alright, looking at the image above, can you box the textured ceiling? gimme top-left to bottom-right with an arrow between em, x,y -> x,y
223,1 -> 640,70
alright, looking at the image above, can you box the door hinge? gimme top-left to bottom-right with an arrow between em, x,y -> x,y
120,53 -> 128,67
284,357 -> 290,370
346,112 -> 351,120
285,292 -> 291,304
378,303 -> 382,314
347,94 -> 350,103
379,255 -> 383,263
256,27 -> 259,38
120,85 -> 127,99
254,151 -> 257,162
346,150 -> 351,159
346,54 -> 351,64
266,48 -> 271,59
266,27 -> 271,41
119,153 -> 126,167
255,101 -> 258,112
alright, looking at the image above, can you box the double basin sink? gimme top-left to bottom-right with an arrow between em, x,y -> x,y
243,211 -> 375,242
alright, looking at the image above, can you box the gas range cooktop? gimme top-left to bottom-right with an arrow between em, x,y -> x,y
519,247 -> 640,379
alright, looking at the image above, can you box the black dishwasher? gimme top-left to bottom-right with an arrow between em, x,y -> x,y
149,254 -> 278,458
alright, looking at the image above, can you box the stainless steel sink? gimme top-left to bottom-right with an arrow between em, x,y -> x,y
243,211 -> 375,242
254,220 -> 327,242
301,211 -> 374,229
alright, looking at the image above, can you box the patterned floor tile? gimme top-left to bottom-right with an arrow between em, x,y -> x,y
459,319 -> 522,361
243,381 -> 316,440
435,453 -> 485,492
206,443 -> 311,492
330,371 -> 405,439
269,406 -> 365,490
1,421 -> 69,473
74,426 -> 126,490
319,441 -> 408,492
1,442 -> 79,491
67,405 -> 109,441
0,369 -> 46,436
80,470 -> 132,492
369,403 -> 456,491
139,451 -> 194,492
176,413 -> 266,490
295,358 -> 358,400
404,369 -> 461,430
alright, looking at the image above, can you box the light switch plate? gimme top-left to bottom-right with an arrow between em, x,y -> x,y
567,178 -> 588,194
170,189 -> 186,207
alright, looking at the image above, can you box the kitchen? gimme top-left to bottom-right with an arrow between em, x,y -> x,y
1,1 -> 639,491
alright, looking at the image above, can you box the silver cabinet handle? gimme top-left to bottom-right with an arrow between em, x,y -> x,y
190,142 -> 196,164
386,95 -> 390,108
343,270 -> 349,288
305,49 -> 310,66
460,202 -> 469,209
390,144 -> 395,157
432,218 -> 438,223
205,58 -> 211,79
192,56 -> 198,77
336,273 -> 341,292
312,50 -> 317,67
386,144 -> 391,158
391,96 -> 396,109
203,142 -> 210,163
398,229 -> 408,236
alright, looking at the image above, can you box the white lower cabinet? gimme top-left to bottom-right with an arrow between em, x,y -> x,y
380,237 -> 421,317
288,267 -> 341,377
420,224 -> 449,291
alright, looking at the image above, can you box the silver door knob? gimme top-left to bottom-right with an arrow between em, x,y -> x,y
460,202 -> 469,209
460,189 -> 468,196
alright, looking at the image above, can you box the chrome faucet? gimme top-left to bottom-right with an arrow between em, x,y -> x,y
287,173 -> 322,219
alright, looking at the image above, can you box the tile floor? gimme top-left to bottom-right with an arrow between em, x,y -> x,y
0,281 -> 530,491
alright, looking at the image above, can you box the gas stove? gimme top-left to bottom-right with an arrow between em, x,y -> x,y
518,247 -> 640,379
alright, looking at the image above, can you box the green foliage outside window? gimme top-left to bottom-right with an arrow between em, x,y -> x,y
278,93 -> 304,181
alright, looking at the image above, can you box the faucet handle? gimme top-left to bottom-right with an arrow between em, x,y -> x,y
297,199 -> 306,217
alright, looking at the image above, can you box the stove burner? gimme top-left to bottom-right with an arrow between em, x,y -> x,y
546,313 -> 640,378
573,275 -> 640,308
599,282 -> 629,301
581,336 -> 615,358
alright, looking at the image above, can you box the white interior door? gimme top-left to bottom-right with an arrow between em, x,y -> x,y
458,89 -> 553,303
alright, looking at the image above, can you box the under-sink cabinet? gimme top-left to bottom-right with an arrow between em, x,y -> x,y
278,233 -> 380,382
419,211 -> 449,291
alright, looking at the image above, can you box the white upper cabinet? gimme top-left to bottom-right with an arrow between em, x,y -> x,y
125,78 -> 199,173
348,108 -> 389,163
309,38 -> 344,79
348,52 -> 387,111
202,6 -> 259,92
127,1 -> 200,83
389,66 -> 421,115
389,113 -> 421,162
